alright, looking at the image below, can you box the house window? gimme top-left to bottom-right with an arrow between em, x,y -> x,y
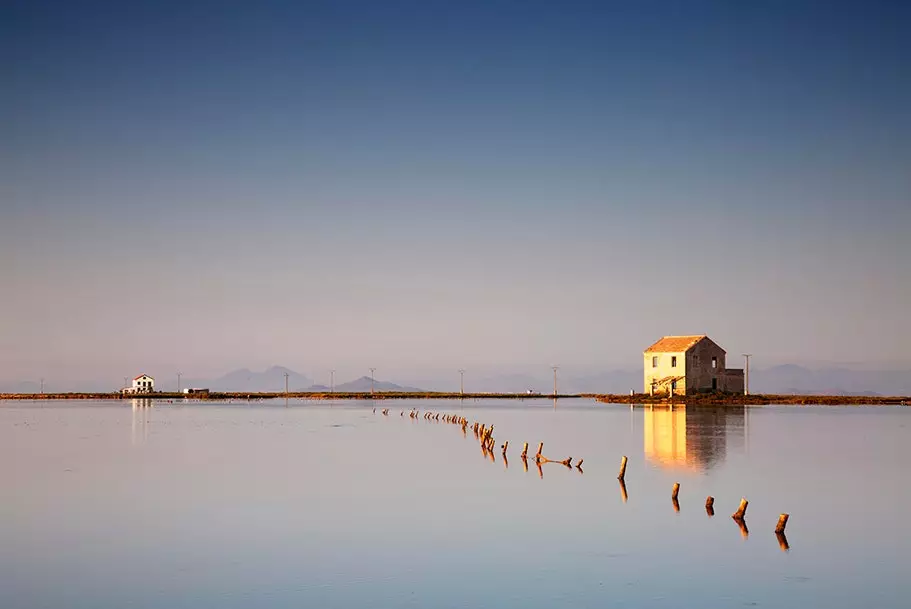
671,356 -> 677,368
712,357 -> 717,369
652,356 -> 658,368
671,380 -> 677,391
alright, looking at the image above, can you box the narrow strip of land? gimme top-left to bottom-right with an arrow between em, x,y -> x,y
0,391 -> 907,405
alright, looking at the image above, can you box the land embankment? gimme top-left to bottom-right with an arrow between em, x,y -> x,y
0,391 -> 908,405
590,393 -> 909,405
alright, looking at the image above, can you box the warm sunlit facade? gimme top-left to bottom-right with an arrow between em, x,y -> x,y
643,335 -> 744,396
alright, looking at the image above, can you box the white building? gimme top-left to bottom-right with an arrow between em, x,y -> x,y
124,374 -> 155,394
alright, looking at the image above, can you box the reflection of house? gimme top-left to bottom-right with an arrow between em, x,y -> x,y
644,335 -> 744,396
123,374 -> 155,394
643,405 -> 745,471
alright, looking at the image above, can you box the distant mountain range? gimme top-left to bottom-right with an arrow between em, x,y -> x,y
309,376 -> 423,393
2,364 -> 910,396
206,366 -> 312,392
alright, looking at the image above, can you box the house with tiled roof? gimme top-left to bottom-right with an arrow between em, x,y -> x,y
123,374 -> 155,394
643,336 -> 744,396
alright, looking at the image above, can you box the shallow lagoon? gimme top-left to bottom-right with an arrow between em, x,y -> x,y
2,399 -> 909,608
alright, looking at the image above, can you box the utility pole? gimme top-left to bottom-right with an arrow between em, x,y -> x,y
284,371 -> 290,396
40,378 -> 45,395
742,354 -> 752,395
552,366 -> 559,397
459,369 -> 465,395
369,368 -> 376,394
176,371 -> 182,393
330,369 -> 335,394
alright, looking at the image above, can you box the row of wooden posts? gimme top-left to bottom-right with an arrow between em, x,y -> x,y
378,407 -> 791,550
618,454 -> 791,550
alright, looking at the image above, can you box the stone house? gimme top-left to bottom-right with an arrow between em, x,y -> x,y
643,335 -> 744,396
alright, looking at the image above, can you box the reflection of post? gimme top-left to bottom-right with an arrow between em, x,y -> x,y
619,479 -> 628,503
536,461 -> 543,479
735,517 -> 749,539
775,531 -> 790,551
705,496 -> 715,516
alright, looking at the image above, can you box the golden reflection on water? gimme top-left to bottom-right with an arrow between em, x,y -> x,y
131,398 -> 152,445
643,405 -> 746,471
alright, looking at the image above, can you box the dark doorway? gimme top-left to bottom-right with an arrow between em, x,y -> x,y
712,378 -> 718,391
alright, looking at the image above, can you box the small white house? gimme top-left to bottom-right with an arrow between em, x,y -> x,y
124,374 -> 155,394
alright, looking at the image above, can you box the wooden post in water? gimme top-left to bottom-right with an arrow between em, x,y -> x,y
732,498 -> 749,520
501,441 -> 508,455
619,479 -> 628,503
521,442 -> 529,459
705,496 -> 715,516
671,482 -> 680,500
536,442 -> 544,460
775,513 -> 789,534
618,456 -> 628,480
775,513 -> 791,551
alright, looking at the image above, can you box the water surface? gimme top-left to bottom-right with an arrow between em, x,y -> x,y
2,399 -> 909,608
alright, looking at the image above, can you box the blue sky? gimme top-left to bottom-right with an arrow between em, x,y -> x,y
2,0 -> 909,387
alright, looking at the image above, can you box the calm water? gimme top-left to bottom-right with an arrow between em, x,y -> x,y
1,399 -> 909,609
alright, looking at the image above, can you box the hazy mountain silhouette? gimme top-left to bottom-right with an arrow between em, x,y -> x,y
750,365 -> 910,396
312,376 -> 423,392
209,366 -> 312,392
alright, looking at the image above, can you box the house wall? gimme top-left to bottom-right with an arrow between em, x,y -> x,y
132,376 -> 155,392
721,369 -> 745,393
685,340 -> 729,393
643,351 -> 687,395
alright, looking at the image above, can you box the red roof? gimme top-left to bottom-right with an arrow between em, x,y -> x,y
134,374 -> 153,380
644,335 -> 708,353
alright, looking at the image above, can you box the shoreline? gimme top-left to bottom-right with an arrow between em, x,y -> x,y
0,391 -> 907,405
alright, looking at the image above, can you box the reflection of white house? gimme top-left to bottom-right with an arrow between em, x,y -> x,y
124,374 -> 155,394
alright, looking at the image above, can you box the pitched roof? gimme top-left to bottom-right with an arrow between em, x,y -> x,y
644,335 -> 707,353
134,374 -> 153,381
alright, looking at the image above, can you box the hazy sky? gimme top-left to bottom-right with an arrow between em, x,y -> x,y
2,0 -> 910,386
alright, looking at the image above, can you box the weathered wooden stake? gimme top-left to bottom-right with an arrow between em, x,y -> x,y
619,479 -> 628,503
501,441 -> 508,455
536,442 -> 544,458
521,442 -> 529,459
671,482 -> 680,500
575,458 -> 584,469
775,513 -> 789,534
618,455 -> 628,480
732,497 -> 749,520
705,496 -> 715,516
